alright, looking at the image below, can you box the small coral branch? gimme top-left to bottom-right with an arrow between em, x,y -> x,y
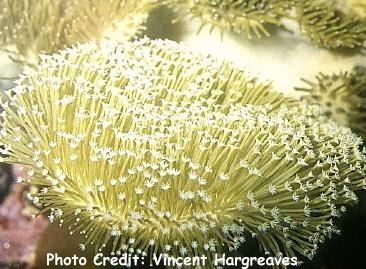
296,0 -> 366,50
163,0 -> 366,50
0,38 -> 365,264
163,0 -> 294,38
296,66 -> 366,138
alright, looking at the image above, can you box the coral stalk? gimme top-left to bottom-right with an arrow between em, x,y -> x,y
0,38 -> 365,263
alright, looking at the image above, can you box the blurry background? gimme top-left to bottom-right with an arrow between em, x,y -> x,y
146,6 -> 366,97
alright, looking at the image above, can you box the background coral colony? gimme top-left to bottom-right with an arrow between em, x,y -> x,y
0,1 -> 366,269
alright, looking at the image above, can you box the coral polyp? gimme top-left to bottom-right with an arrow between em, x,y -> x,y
0,0 -> 156,63
296,0 -> 366,49
163,0 -> 294,38
296,66 -> 366,139
0,38 -> 365,263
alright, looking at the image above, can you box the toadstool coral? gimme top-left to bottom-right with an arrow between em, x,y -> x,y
0,38 -> 365,264
0,0 -> 156,65
296,66 -> 366,139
